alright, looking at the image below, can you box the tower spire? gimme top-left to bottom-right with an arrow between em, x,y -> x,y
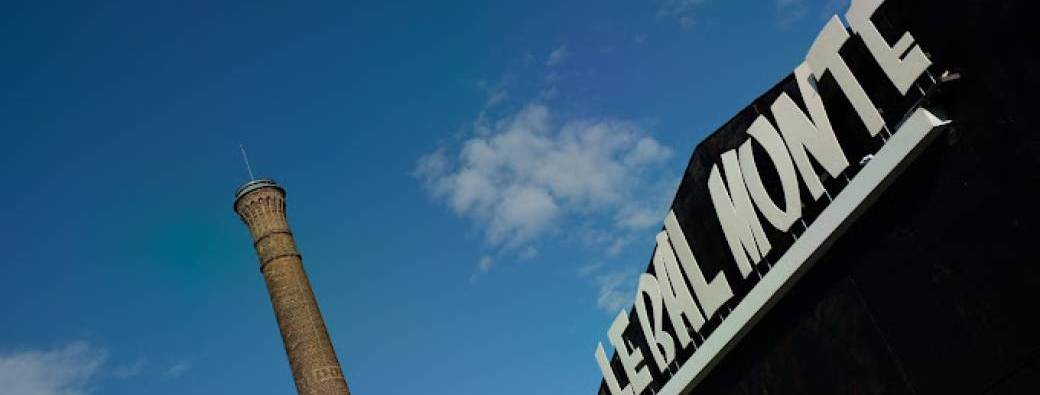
239,144 -> 256,181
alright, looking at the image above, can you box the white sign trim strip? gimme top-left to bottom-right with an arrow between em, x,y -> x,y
658,108 -> 950,395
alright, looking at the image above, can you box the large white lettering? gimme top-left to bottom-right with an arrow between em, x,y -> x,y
772,64 -> 850,200
635,274 -> 673,371
609,311 -> 651,394
595,1 -> 942,392
664,211 -> 733,319
806,16 -> 886,137
846,0 -> 931,94
739,116 -> 803,232
652,231 -> 707,342
596,342 -> 631,395
709,154 -> 772,278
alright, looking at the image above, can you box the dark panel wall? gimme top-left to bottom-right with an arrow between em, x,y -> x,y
692,1 -> 1039,394
598,0 -> 1039,394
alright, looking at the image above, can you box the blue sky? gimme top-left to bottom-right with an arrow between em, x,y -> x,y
0,0 -> 847,394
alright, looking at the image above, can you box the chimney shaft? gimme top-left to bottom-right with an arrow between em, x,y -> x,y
234,179 -> 351,395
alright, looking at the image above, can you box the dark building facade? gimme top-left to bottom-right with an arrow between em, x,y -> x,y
597,1 -> 1038,394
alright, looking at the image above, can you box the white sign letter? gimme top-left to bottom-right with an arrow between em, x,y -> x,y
595,343 -> 632,395
664,211 -> 733,319
634,273 -> 676,371
608,311 -> 651,394
847,0 -> 931,95
772,64 -> 851,200
739,115 -> 803,232
806,16 -> 886,137
708,155 -> 772,278
653,231 -> 707,344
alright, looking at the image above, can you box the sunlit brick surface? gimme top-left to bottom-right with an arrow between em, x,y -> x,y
235,183 -> 350,395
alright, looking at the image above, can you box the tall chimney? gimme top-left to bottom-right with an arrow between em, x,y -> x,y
234,179 -> 351,395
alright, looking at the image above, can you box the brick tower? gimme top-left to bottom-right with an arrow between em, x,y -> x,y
234,179 -> 351,395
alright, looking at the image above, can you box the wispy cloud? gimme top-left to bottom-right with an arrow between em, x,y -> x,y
111,358 -> 146,379
593,270 -> 638,313
416,103 -> 673,251
161,360 -> 190,380
478,255 -> 495,272
469,254 -> 498,282
0,342 -> 107,395
545,45 -> 568,67
420,45 -> 676,314
522,50 -> 536,66
775,0 -> 808,27
485,89 -> 508,109
577,261 -> 605,277
578,260 -> 642,314
632,33 -> 648,45
658,0 -> 710,28
476,79 -> 509,110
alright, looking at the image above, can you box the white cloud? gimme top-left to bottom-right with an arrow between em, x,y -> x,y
486,89 -> 508,108
615,207 -> 661,231
577,261 -> 605,277
416,103 -> 674,250
161,361 -> 190,380
478,256 -> 495,272
625,137 -> 672,167
522,51 -> 536,66
0,342 -> 106,395
605,237 -> 630,256
414,148 -> 449,183
594,270 -> 638,313
490,185 -> 559,243
111,358 -> 145,379
518,245 -> 538,260
776,0 -> 807,27
658,0 -> 708,16
477,79 -> 509,109
545,45 -> 568,67
678,15 -> 695,28
422,48 -> 677,313
658,0 -> 709,28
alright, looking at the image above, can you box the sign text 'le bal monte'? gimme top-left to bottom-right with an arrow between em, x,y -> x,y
594,1 -> 956,394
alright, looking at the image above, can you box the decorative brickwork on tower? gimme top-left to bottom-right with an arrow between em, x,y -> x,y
234,179 -> 351,395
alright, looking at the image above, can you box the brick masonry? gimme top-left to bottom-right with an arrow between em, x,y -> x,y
235,182 -> 351,395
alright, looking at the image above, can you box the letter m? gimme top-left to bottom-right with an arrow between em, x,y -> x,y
708,151 -> 771,278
